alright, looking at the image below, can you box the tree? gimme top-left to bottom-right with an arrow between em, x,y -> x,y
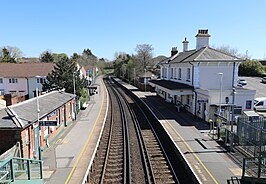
135,44 -> 154,69
0,46 -> 23,63
43,55 -> 86,97
53,53 -> 68,63
40,51 -> 54,63
212,45 -> 251,59
239,60 -> 265,76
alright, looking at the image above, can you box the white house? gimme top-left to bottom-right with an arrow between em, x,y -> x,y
0,62 -> 55,99
149,29 -> 256,122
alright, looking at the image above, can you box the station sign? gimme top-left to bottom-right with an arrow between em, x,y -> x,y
39,120 -> 58,126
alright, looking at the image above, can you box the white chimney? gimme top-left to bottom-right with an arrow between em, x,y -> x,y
182,37 -> 189,52
195,29 -> 210,50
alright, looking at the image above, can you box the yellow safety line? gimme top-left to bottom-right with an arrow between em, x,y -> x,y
65,80 -> 105,184
154,107 -> 218,184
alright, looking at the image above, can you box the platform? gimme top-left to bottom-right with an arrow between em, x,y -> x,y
42,76 -> 108,184
115,77 -> 243,184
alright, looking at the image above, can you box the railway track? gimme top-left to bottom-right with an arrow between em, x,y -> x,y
90,79 -> 130,184
90,77 -> 184,183
115,81 -> 179,184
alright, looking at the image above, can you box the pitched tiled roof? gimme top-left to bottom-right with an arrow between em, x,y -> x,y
160,47 -> 241,64
0,91 -> 75,129
0,62 -> 55,78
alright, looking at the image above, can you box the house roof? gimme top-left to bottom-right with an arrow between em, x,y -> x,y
139,71 -> 156,78
0,91 -> 75,129
160,47 -> 241,64
0,62 -> 55,78
149,80 -> 194,90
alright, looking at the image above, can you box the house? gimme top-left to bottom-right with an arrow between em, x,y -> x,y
0,62 -> 55,99
149,29 -> 256,122
0,90 -> 75,158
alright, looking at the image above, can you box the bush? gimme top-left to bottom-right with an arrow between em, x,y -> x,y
239,60 -> 265,77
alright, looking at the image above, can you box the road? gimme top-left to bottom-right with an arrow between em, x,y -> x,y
239,76 -> 266,98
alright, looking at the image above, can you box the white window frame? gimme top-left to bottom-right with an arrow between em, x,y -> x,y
187,68 -> 191,81
171,68 -> 174,79
178,68 -> 181,80
9,78 -> 18,83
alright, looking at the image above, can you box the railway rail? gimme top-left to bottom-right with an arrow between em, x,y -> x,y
89,77 -> 192,183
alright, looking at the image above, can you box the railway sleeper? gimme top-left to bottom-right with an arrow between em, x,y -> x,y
151,160 -> 167,165
146,145 -> 160,149
107,159 -> 123,164
155,173 -> 174,179
104,177 -> 123,183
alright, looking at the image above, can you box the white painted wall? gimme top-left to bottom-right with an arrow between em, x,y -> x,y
28,77 -> 44,98
169,63 -> 193,86
3,78 -> 28,94
196,36 -> 209,50
197,62 -> 235,90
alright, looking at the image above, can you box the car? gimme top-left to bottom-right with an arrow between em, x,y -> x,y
262,77 -> 266,84
238,79 -> 247,86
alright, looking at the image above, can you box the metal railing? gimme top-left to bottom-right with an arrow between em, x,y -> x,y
0,157 -> 43,183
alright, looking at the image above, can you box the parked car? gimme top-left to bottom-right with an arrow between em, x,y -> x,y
238,79 -> 247,86
254,97 -> 266,111
262,77 -> 266,84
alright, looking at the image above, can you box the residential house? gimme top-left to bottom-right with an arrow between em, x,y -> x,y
0,62 -> 55,99
150,29 -> 256,122
0,90 -> 75,158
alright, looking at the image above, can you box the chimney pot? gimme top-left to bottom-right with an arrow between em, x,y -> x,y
182,37 -> 189,52
171,47 -> 178,57
195,29 -> 210,50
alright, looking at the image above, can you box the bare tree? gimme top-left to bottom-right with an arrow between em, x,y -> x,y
0,46 -> 23,62
212,45 -> 251,59
135,44 -> 154,69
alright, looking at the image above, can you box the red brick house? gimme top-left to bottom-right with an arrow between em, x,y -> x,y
0,90 -> 75,159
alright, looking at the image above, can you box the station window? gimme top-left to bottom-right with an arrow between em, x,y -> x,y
187,68 -> 191,81
246,100 -> 252,110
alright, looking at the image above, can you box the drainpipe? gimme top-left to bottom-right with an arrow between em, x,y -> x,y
193,91 -> 197,115
188,62 -> 194,86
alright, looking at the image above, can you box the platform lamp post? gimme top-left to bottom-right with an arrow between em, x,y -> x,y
230,88 -> 236,152
73,72 -> 76,120
35,87 -> 42,160
144,68 -> 147,92
217,72 -> 223,140
218,73 -> 223,114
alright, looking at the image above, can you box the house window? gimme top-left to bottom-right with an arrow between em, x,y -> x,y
37,78 -> 45,84
171,68 -> 174,79
174,68 -> 177,79
178,68 -> 181,80
187,68 -> 191,81
9,78 -> 18,83
0,78 -> 3,83
246,100 -> 252,109
187,96 -> 190,105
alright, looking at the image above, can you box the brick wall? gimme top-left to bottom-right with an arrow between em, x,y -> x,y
0,130 -> 21,155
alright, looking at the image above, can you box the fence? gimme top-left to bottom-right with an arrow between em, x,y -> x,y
0,157 -> 43,183
236,117 -> 266,157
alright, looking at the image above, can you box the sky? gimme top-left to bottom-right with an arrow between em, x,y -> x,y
1,0 -> 266,60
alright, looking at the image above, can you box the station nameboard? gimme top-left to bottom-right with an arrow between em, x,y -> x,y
39,120 -> 57,126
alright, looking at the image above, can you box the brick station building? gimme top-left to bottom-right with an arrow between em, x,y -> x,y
0,90 -> 75,159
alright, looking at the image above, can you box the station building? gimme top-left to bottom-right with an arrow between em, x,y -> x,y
0,90 -> 75,159
150,29 -> 256,122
